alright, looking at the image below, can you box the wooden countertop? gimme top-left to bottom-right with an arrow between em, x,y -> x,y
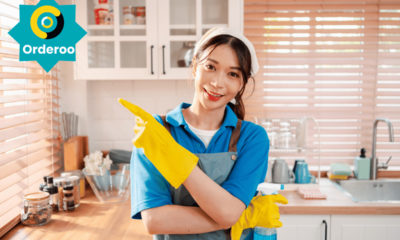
3,178 -> 400,239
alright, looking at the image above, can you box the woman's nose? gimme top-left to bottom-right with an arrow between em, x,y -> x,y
210,72 -> 225,88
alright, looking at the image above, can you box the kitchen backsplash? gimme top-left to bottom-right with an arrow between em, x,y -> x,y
59,61 -> 195,153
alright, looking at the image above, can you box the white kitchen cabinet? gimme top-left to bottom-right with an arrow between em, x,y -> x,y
277,215 -> 330,240
74,0 -> 243,80
331,215 -> 400,240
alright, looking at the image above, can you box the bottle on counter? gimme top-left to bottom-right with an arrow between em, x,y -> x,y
43,176 -> 60,213
63,185 -> 75,212
39,175 -> 48,192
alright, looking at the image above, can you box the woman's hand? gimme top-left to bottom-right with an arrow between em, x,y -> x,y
231,194 -> 289,240
118,98 -> 199,189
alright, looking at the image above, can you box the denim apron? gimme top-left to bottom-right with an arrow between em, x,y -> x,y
153,115 -> 252,240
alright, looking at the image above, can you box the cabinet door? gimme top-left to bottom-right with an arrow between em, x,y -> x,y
277,215 -> 330,240
157,0 -> 242,80
75,0 -> 159,80
331,215 -> 400,240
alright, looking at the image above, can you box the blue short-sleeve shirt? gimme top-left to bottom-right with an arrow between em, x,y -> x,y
131,102 -> 269,220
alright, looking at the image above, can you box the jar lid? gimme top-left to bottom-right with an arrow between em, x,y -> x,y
54,177 -> 69,187
63,185 -> 74,191
65,175 -> 80,186
61,170 -> 83,178
24,192 -> 50,201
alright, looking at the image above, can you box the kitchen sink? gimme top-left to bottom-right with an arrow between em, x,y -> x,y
331,179 -> 400,203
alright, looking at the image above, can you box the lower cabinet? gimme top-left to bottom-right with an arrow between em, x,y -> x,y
330,215 -> 400,240
277,215 -> 330,240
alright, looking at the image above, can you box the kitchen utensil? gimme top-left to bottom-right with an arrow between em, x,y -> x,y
83,164 -> 131,204
272,158 -> 295,184
295,162 -> 316,184
74,115 -> 79,136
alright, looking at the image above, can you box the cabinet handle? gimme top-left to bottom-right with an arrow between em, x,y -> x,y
322,220 -> 327,240
150,45 -> 154,75
162,45 -> 166,75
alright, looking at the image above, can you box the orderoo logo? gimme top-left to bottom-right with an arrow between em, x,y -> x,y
9,0 -> 87,72
31,6 -> 64,39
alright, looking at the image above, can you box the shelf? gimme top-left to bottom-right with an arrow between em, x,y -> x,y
169,24 -> 228,29
88,25 -> 146,30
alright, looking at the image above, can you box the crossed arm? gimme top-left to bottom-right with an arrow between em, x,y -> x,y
141,165 -> 246,235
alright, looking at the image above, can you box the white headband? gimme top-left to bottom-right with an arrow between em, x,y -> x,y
193,27 -> 259,77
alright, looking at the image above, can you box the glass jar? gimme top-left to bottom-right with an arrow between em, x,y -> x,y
65,175 -> 81,207
21,192 -> 52,226
61,170 -> 86,198
54,177 -> 68,209
63,185 -> 75,212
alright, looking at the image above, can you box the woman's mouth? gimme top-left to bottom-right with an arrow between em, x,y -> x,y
204,88 -> 223,101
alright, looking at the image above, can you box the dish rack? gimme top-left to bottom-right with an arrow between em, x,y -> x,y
252,116 -> 322,190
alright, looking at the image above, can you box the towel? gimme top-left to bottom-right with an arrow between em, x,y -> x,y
298,187 -> 327,200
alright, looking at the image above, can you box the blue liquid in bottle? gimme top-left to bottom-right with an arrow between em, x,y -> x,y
253,226 -> 277,240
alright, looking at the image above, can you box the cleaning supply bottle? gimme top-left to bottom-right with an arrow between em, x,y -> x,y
253,183 -> 284,240
354,148 -> 371,180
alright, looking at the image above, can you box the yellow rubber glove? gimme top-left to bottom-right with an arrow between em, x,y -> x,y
118,98 -> 199,189
231,194 -> 288,240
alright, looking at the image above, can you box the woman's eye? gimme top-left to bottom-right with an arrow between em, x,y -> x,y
206,65 -> 215,70
229,72 -> 239,78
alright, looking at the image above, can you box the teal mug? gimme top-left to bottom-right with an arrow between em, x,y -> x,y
295,162 -> 316,184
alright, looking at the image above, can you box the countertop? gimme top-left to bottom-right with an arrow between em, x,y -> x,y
3,178 -> 400,239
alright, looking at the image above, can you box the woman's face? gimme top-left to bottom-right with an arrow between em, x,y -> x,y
193,44 -> 243,111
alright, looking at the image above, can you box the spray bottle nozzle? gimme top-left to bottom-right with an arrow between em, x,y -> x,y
257,183 -> 284,196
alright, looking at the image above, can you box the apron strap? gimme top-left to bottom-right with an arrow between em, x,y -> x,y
159,114 -> 242,152
159,115 -> 171,134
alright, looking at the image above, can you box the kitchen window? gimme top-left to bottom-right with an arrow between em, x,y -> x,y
243,0 -> 400,166
0,0 -> 61,236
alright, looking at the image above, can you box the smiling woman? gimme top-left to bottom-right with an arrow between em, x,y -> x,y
126,27 -> 282,240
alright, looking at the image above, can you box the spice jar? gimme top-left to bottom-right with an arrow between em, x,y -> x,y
54,177 -> 68,209
39,175 -> 48,192
43,177 -> 60,213
65,175 -> 81,207
21,192 -> 52,226
63,185 -> 75,212
61,170 -> 86,198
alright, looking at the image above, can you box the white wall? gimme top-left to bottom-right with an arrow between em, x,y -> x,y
59,62 -> 195,153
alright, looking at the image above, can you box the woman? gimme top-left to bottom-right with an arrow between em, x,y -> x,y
126,27 -> 272,239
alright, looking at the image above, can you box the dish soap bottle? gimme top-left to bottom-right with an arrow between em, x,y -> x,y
354,148 -> 371,180
253,183 -> 284,240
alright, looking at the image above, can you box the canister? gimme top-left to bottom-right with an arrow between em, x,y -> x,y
56,175 -> 81,208
61,170 -> 86,198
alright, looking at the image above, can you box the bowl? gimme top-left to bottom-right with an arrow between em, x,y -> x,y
83,164 -> 130,204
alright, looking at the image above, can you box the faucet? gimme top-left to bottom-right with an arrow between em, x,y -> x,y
370,118 -> 395,180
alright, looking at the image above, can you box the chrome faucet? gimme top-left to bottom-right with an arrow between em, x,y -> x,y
370,118 -> 395,180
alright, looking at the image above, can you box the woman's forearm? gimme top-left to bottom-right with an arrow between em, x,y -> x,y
183,166 -> 245,229
142,204 -> 224,235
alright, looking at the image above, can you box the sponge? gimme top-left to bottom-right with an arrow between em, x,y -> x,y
330,163 -> 352,176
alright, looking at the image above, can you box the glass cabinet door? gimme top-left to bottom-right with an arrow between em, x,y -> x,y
75,0 -> 158,80
158,0 -> 231,80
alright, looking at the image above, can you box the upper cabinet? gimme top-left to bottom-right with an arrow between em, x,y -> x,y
74,0 -> 243,80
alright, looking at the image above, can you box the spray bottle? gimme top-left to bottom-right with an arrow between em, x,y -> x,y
253,183 -> 284,240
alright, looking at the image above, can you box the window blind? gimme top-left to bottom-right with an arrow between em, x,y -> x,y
0,0 -> 61,236
243,0 -> 399,166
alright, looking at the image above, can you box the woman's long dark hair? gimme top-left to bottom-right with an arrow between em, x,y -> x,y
191,35 -> 255,120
